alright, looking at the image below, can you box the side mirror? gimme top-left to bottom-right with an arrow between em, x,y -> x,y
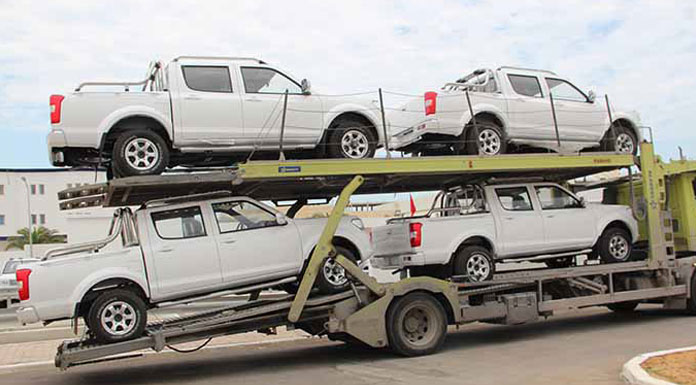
587,90 -> 596,103
300,79 -> 311,95
275,213 -> 288,225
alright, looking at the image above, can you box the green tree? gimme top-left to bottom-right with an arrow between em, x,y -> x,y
5,227 -> 66,250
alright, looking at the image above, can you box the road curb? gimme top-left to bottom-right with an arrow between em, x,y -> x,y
621,346 -> 696,385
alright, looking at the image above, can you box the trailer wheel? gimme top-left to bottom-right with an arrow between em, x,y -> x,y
686,269 -> 696,315
597,227 -> 633,263
386,293 -> 447,357
315,246 -> 357,294
87,289 -> 147,344
607,301 -> 639,313
453,245 -> 495,282
112,129 -> 169,177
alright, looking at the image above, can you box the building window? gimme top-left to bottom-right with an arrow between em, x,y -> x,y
31,184 -> 36,195
39,214 -> 46,225
39,184 -> 45,195
0,215 -> 4,225
31,214 -> 37,225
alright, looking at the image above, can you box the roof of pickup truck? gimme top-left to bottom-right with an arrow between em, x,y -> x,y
172,56 -> 266,64
496,66 -> 557,75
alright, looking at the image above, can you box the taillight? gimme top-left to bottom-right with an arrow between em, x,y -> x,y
16,269 -> 31,301
424,91 -> 437,116
50,94 -> 65,124
409,222 -> 423,247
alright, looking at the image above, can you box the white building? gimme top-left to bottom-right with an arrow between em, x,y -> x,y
0,168 -> 114,257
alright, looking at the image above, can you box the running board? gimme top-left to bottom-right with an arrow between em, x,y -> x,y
156,277 -> 296,308
500,249 -> 593,264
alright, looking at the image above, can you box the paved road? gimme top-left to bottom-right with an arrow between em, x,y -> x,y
1,305 -> 693,385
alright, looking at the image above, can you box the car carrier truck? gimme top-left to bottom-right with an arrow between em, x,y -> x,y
22,135 -> 696,369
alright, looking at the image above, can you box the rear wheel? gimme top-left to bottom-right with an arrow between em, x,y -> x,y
327,119 -> 377,159
86,289 -> 147,343
597,227 -> 633,264
112,129 -> 169,177
452,245 -> 495,282
464,118 -> 507,156
386,293 -> 448,356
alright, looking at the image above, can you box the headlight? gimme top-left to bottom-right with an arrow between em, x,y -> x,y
350,217 -> 365,231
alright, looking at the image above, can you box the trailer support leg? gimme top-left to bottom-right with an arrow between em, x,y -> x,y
288,175 -> 365,322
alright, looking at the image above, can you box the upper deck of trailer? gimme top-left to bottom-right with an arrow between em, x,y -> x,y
58,152 -> 636,209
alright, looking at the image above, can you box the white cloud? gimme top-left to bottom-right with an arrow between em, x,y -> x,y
0,0 -> 694,160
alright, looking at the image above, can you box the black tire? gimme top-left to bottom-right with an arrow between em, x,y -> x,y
86,289 -> 147,344
597,227 -> 633,264
607,301 -> 639,313
386,293 -> 448,357
464,118 -> 507,156
601,123 -> 638,155
544,257 -> 575,269
112,129 -> 169,177
327,119 -> 377,159
686,269 -> 696,315
452,245 -> 495,282
315,246 -> 357,294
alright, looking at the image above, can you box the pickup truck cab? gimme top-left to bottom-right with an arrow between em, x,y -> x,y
16,194 -> 371,343
371,182 -> 639,281
48,57 -> 384,177
388,67 -> 641,156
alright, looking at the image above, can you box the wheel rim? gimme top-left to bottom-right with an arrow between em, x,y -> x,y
400,303 -> 439,346
477,128 -> 501,155
124,137 -> 160,171
340,130 -> 370,159
615,133 -> 635,154
466,253 -> 491,282
608,234 -> 630,261
100,300 -> 137,336
323,258 -> 348,287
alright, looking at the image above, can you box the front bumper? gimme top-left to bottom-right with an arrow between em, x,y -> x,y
389,119 -> 439,150
16,306 -> 40,325
370,252 -> 426,269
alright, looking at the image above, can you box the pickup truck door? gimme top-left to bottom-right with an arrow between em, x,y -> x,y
171,64 -> 244,147
237,66 -> 324,149
209,199 -> 303,284
504,74 -> 555,142
533,185 -> 596,250
492,186 -> 546,257
146,205 -> 223,299
544,78 -> 605,143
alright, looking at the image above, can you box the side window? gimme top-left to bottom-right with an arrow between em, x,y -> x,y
496,187 -> 534,211
535,186 -> 583,209
181,66 -> 233,93
546,78 -> 587,102
212,200 -> 279,233
151,206 -> 206,240
241,67 -> 302,94
507,74 -> 543,98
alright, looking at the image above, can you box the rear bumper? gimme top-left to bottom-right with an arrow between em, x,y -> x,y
16,306 -> 40,325
370,252 -> 426,269
389,119 -> 439,150
47,129 -> 68,166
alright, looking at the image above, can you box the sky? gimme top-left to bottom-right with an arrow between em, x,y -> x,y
0,0 -> 695,168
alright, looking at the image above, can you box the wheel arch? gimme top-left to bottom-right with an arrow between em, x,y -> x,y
101,114 -> 172,154
322,111 -> 381,150
611,117 -> 641,143
460,105 -> 508,137
332,235 -> 362,262
386,284 -> 460,325
450,235 -> 496,263
598,220 -> 634,244
75,277 -> 149,318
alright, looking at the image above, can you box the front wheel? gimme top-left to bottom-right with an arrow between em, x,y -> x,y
386,293 -> 448,356
597,227 -> 633,263
327,120 -> 377,159
86,289 -> 148,343
112,129 -> 169,177
602,123 -> 638,155
315,246 -> 357,294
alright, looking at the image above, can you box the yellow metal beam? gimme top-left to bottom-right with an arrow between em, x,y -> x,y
288,175 -> 365,323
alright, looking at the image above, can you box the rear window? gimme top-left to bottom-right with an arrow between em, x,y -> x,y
508,74 -> 543,98
151,206 -> 207,240
2,261 -> 20,275
182,66 -> 232,93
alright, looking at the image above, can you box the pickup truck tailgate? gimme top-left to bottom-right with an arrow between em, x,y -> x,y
371,222 -> 413,257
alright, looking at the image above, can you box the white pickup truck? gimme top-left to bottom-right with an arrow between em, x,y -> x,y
371,182 -> 639,282
16,194 -> 371,343
388,67 -> 641,156
48,57 -> 384,177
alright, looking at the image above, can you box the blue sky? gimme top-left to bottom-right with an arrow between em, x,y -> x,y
0,0 -> 695,167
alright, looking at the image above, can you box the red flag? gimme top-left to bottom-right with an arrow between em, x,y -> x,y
410,194 -> 416,216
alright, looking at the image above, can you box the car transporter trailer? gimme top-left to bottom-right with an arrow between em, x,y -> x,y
51,138 -> 696,370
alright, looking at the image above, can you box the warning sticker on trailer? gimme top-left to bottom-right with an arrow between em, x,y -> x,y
278,166 -> 301,173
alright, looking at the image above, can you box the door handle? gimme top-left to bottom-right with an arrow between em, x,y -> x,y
245,98 -> 262,102
158,247 -> 173,253
546,214 -> 555,218
504,217 -> 514,221
223,240 -> 236,244
184,95 -> 201,100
